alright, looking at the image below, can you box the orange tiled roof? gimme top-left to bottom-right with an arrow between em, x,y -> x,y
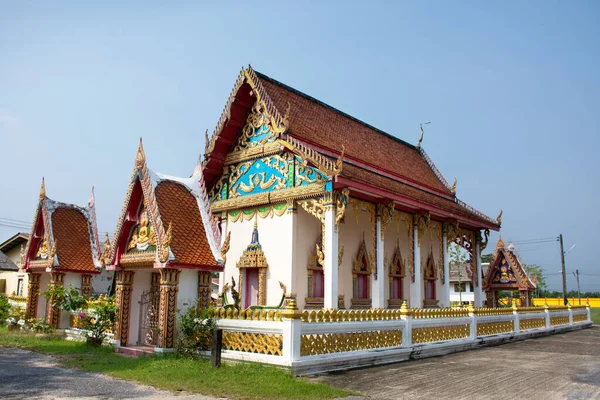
51,207 -> 97,273
257,72 -> 451,195
154,180 -> 220,268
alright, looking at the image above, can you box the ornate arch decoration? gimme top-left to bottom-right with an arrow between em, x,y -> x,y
351,236 -> 372,309
423,251 -> 439,308
236,222 -> 268,307
305,236 -> 325,309
387,242 -> 406,308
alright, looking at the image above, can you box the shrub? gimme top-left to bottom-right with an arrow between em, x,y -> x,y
176,303 -> 214,357
26,318 -> 53,334
0,294 -> 10,324
43,284 -> 88,312
79,295 -> 118,340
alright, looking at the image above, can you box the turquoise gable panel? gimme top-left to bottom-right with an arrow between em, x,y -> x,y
230,158 -> 287,198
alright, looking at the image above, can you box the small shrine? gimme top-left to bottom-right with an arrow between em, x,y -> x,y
22,180 -> 102,328
482,237 -> 536,307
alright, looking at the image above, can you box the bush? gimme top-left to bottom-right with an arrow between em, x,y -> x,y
26,318 -> 53,334
78,295 -> 118,340
176,303 -> 214,357
43,284 -> 88,312
0,294 -> 10,324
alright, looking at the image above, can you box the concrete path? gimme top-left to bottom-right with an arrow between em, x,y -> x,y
0,348 -> 217,400
310,326 -> 600,400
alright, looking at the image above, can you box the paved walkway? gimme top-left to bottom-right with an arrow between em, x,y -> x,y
310,326 -> 600,400
0,348 -> 216,400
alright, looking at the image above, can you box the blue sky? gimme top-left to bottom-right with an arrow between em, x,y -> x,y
1,1 -> 598,292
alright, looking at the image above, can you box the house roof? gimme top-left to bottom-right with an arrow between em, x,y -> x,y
22,180 -> 101,274
0,250 -> 18,271
108,140 -> 222,270
449,262 -> 489,283
0,233 -> 29,253
203,67 -> 500,231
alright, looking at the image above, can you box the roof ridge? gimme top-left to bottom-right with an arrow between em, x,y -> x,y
254,70 -> 418,151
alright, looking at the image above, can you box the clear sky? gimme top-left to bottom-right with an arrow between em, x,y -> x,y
1,1 -> 598,292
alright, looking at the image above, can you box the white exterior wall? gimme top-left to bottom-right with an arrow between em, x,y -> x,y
292,208 -> 321,310
128,269 -> 152,345
449,282 -> 474,303
36,273 -> 51,319
382,213 -> 413,307
177,269 -> 198,314
338,201 -> 376,308
221,212 -> 294,307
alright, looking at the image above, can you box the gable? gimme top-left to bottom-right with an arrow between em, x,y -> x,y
490,254 -> 518,285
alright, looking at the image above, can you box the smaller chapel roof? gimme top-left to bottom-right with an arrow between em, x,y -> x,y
22,181 -> 101,274
482,237 -> 536,291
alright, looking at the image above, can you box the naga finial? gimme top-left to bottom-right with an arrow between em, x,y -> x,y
496,209 -> 503,225
417,122 -> 430,148
135,137 -> 145,169
451,178 -> 457,195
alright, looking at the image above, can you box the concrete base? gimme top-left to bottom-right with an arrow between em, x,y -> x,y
291,322 -> 592,376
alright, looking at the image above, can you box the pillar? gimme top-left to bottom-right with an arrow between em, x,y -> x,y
81,274 -> 92,299
198,271 -> 212,308
25,273 -> 41,320
158,268 -> 181,348
114,270 -> 135,346
47,272 -> 65,329
410,226 -> 422,308
281,296 -> 302,364
372,216 -> 385,308
474,241 -> 483,307
440,232 -> 450,307
323,200 -> 339,309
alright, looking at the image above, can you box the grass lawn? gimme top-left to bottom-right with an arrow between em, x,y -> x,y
0,327 -> 354,400
591,308 -> 600,324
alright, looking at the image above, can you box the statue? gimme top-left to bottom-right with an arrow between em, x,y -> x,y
36,237 -> 49,259
128,208 -> 157,251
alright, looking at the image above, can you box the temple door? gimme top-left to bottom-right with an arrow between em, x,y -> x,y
245,268 -> 259,308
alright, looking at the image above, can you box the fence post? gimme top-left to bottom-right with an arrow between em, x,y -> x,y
567,303 -> 573,326
543,302 -> 550,329
512,303 -> 520,334
281,297 -> 302,366
586,299 -> 591,322
468,303 -> 477,339
211,328 -> 223,367
400,301 -> 412,347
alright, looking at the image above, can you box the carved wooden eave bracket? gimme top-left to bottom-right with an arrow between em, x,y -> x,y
377,201 -> 395,240
99,233 -> 112,268
219,231 -> 231,266
279,135 -> 344,177
298,189 -> 349,233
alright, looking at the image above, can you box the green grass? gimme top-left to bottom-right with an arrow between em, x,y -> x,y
591,308 -> 600,324
0,327 -> 354,400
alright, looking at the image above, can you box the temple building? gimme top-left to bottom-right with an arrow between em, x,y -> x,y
22,180 -> 102,328
204,66 -> 501,311
104,141 -> 226,349
482,238 -> 536,307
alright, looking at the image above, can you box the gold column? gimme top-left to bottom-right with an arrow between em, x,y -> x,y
25,273 -> 41,320
258,268 -> 267,306
80,274 -> 93,299
198,271 -> 212,308
158,268 -> 180,348
46,272 -> 65,329
114,270 -> 135,346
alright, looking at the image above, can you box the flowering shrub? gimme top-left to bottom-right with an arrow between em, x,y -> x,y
43,284 -> 88,312
176,303 -> 214,357
78,296 -> 118,340
26,318 -> 53,334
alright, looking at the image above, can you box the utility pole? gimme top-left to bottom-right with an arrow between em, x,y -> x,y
573,269 -> 581,305
559,234 -> 568,305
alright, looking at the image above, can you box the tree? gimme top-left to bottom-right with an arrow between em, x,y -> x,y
481,253 -> 494,263
449,243 -> 470,303
523,264 -> 546,297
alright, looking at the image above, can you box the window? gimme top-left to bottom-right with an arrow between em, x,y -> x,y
16,278 -> 23,297
454,283 -> 465,293
312,270 -> 324,298
469,283 -> 474,292
391,277 -> 403,299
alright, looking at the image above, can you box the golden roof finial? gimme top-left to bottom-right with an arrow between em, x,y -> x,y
451,178 -> 457,195
496,209 -> 503,225
135,137 -> 145,169
39,177 -> 46,200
